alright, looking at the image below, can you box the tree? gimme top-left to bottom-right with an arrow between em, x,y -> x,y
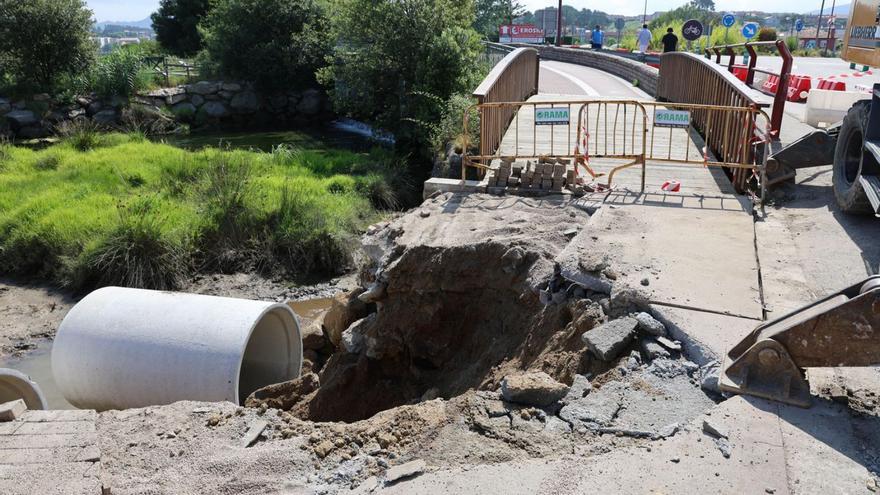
474,0 -> 526,39
151,0 -> 213,57
0,0 -> 95,91
200,0 -> 329,92
319,0 -> 482,156
689,0 -> 715,11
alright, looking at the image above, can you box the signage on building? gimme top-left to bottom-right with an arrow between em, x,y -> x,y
535,107 -> 570,126
499,24 -> 545,44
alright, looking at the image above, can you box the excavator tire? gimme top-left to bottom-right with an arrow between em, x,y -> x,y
833,100 -> 873,214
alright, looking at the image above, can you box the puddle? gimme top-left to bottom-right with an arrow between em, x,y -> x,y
288,297 -> 334,322
0,342 -> 74,409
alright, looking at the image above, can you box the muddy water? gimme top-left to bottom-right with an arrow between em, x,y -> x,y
0,297 -> 334,411
0,342 -> 73,409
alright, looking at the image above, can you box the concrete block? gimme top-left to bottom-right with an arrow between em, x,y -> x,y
582,317 -> 638,361
0,400 -> 26,422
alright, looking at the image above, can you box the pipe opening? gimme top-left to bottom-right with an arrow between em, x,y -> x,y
0,368 -> 47,410
238,307 -> 302,405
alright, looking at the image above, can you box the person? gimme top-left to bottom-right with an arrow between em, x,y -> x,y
637,24 -> 653,53
590,25 -> 604,50
661,27 -> 678,53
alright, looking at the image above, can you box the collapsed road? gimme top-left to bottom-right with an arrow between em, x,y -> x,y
1,191 -> 879,494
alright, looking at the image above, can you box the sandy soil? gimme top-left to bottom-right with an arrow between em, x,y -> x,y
0,278 -> 75,358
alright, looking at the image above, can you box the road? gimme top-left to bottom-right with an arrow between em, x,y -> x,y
538,60 -> 650,99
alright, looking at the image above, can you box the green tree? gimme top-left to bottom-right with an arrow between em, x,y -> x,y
151,0 -> 213,57
757,27 -> 778,42
689,0 -> 715,11
318,0 -> 482,156
0,0 -> 95,91
474,0 -> 526,39
200,0 -> 329,92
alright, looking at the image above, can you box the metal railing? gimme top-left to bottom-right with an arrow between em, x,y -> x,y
461,99 -> 772,195
705,39 -> 793,136
472,47 -> 540,161
657,50 -> 776,191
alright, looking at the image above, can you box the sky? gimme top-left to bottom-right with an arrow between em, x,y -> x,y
86,0 -> 833,22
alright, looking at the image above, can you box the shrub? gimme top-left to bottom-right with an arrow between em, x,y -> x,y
200,0 -> 330,92
90,45 -> 155,98
0,0 -> 95,92
757,27 -> 778,42
151,0 -> 213,57
56,119 -> 104,151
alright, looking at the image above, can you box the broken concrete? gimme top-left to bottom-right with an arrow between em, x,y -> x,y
0,399 -> 26,421
634,312 -> 666,337
500,372 -> 569,407
582,317 -> 638,361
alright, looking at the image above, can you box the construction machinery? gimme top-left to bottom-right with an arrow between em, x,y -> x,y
768,0 -> 880,215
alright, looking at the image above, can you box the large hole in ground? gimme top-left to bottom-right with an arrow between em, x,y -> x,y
291,242 -> 616,423
238,307 -> 302,405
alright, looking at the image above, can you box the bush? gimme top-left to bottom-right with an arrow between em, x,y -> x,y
757,27 -> 778,42
200,0 -> 330,92
56,119 -> 104,151
152,0 -> 213,57
90,45 -> 155,98
318,0 -> 482,162
0,0 -> 95,92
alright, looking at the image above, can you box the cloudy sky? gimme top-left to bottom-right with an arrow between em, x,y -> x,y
86,0 -> 831,22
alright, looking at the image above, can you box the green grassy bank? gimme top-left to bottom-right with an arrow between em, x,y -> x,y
0,133 -> 407,291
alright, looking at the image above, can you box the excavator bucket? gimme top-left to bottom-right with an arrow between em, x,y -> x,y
720,275 -> 880,407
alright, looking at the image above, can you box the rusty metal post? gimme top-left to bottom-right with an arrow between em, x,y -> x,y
745,44 -> 758,86
769,39 -> 793,137
725,47 -> 735,72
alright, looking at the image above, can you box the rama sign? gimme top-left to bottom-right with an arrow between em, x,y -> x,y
654,109 -> 690,128
499,24 -> 545,44
535,107 -> 570,126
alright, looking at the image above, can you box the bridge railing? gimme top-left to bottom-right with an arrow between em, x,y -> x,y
470,47 -> 539,171
657,51 -> 775,192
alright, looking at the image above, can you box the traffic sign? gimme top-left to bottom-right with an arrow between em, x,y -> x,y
742,22 -> 759,39
682,19 -> 704,41
721,13 -> 736,28
795,18 -> 804,32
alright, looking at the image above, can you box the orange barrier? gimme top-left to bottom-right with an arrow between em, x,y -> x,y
761,74 -> 780,95
732,65 -> 749,82
786,75 -> 812,102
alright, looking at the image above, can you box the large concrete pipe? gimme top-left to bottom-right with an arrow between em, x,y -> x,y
52,287 -> 302,411
0,368 -> 47,410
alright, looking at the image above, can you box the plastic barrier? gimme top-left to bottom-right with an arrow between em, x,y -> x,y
786,75 -> 812,102
817,78 -> 846,91
731,65 -> 749,82
761,74 -> 780,95
803,89 -> 870,127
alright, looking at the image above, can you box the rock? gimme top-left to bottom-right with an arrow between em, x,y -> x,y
655,336 -> 681,352
640,337 -> 670,360
560,374 -> 592,405
86,101 -> 102,116
245,373 -> 320,410
582,317 -> 638,361
200,101 -> 228,118
385,459 -> 426,483
634,312 -> 666,337
314,439 -> 334,458
300,319 -> 327,351
351,476 -> 379,494
241,419 -> 269,447
358,281 -> 387,304
484,400 -> 509,418
609,288 -> 651,318
67,108 -> 86,119
640,278 -> 650,286
500,371 -> 568,407
297,89 -> 323,115
699,363 -> 722,394
322,290 -> 370,347
230,91 -> 260,113
32,93 -> 50,102
702,418 -> 729,439
190,94 -> 204,107
221,82 -> 241,92
0,399 -> 26,421
714,437 -> 732,458
559,381 -> 624,426
187,81 -> 220,95
5,110 -> 37,129
17,125 -> 47,138
341,314 -> 375,354
92,109 -> 117,125
172,102 -> 197,120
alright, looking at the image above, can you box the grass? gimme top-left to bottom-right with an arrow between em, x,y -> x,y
0,132 -> 407,291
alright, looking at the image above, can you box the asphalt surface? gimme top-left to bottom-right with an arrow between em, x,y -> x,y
539,60 -> 650,99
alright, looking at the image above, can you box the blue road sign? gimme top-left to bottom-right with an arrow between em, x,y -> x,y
721,13 -> 736,28
795,19 -> 804,32
742,23 -> 759,39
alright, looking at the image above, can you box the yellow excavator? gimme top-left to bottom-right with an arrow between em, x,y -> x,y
721,2 -> 880,406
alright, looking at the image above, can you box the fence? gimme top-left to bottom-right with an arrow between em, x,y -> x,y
471,47 -> 540,162
144,56 -> 201,86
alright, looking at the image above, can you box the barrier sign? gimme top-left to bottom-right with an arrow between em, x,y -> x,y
535,107 -> 570,125
654,109 -> 690,128
499,24 -> 544,43
795,19 -> 804,32
721,13 -> 736,28
742,23 -> 759,39
682,19 -> 704,41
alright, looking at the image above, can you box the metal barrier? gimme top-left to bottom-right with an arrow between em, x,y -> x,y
472,48 -> 540,161
462,99 -> 772,195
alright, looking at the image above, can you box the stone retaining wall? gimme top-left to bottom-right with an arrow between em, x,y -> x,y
510,44 -> 659,97
0,81 -> 332,139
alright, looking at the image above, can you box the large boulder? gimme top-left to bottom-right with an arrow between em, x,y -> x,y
230,91 -> 259,113
5,110 -> 37,129
92,109 -> 117,125
322,289 -> 370,347
187,81 -> 220,95
500,371 -> 569,407
200,101 -> 228,119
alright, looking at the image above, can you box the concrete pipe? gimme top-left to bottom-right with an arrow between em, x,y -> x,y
52,287 -> 302,411
0,368 -> 47,410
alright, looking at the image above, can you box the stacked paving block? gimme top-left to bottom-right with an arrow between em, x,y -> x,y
486,156 -> 577,193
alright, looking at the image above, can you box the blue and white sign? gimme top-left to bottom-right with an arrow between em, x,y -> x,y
721,13 -> 736,28
795,19 -> 804,32
742,22 -> 759,39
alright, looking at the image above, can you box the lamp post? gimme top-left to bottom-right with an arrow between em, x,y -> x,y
555,0 -> 563,46
643,0 -> 648,24
824,0 -> 836,55
816,0 -> 826,52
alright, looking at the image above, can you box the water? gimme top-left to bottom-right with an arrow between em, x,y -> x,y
161,125 -> 381,153
0,296 -> 335,410
0,342 -> 73,410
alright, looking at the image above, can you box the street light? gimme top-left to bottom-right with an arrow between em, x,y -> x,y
643,0 -> 648,24
555,0 -> 563,46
